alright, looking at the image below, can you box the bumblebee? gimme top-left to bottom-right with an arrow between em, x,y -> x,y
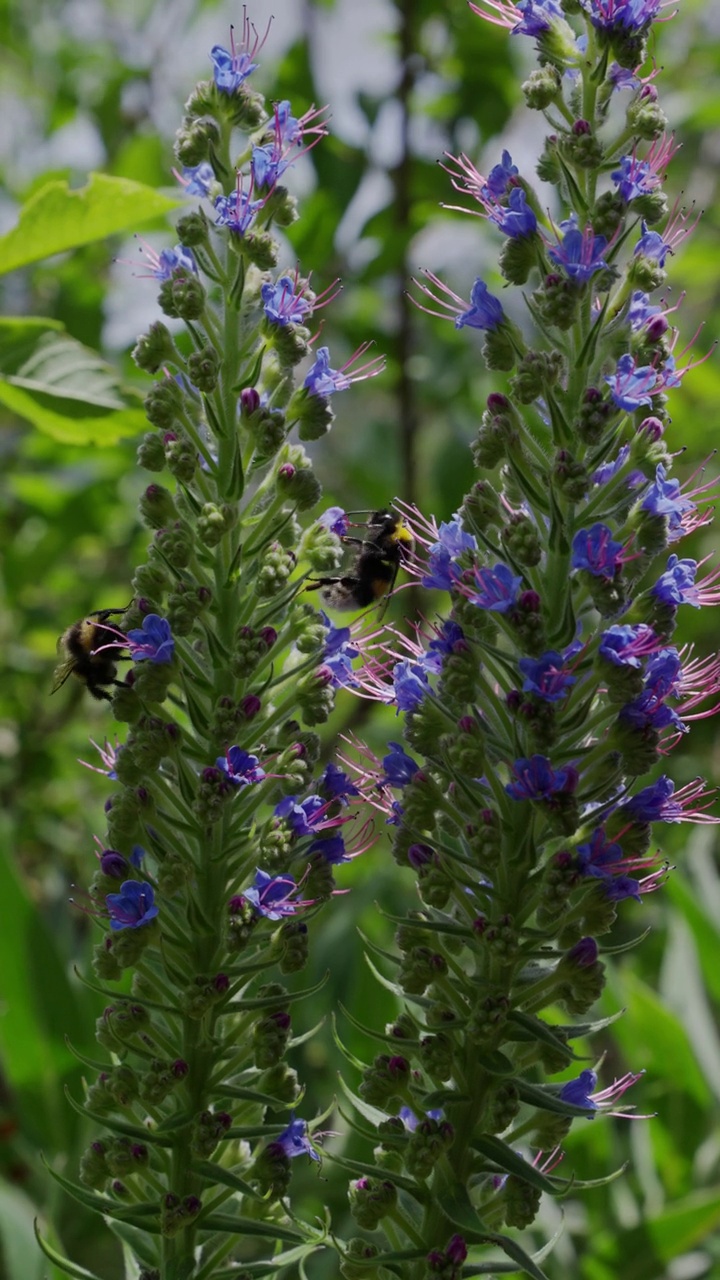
51,606 -> 130,702
307,509 -> 414,611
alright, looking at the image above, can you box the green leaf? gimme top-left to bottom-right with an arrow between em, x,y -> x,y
34,1221 -> 105,1280
0,1189 -> 49,1280
0,173 -> 182,275
0,318 -> 146,444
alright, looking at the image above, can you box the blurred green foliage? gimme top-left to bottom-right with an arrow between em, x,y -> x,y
0,0 -> 719,1276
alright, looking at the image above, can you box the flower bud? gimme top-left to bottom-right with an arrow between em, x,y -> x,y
133,321 -> 179,374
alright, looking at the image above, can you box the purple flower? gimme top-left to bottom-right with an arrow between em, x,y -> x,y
216,747 -> 266,787
622,775 -> 678,822
106,880 -> 158,931
598,624 -> 657,668
303,344 -> 385,397
513,0 -> 565,36
612,154 -> 653,202
634,220 -> 672,267
605,353 -> 657,411
126,615 -> 175,664
421,518 -> 477,591
177,163 -> 214,197
274,1115 -> 320,1162
559,1068 -> 598,1110
261,275 -> 313,326
518,650 -> 576,702
318,762 -> 360,802
548,217 -> 608,283
307,834 -> 348,864
628,291 -> 661,331
382,742 -> 419,788
492,186 -> 537,238
571,524 -> 623,578
506,755 -> 578,801
582,0 -> 663,34
651,555 -> 699,607
150,245 -> 197,281
210,15 -> 269,93
393,660 -> 430,712
591,444 -> 631,487
455,278 -> 505,331
274,794 -> 325,836
484,150 -> 519,196
641,463 -> 695,532
424,619 -> 466,672
318,507 -> 349,538
466,562 -> 523,612
243,870 -> 301,919
320,611 -> 359,688
214,186 -> 264,236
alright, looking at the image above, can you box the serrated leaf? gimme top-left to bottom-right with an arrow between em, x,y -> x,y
0,173 -> 182,275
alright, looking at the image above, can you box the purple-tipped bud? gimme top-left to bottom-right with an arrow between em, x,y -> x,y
172,1059 -> 189,1077
572,118 -> 591,135
646,315 -> 669,341
260,626 -> 278,647
240,694 -> 262,718
240,387 -> 261,415
487,392 -> 510,412
639,415 -> 665,441
566,936 -> 599,967
100,850 -> 129,879
518,589 -> 541,612
457,715 -> 476,733
408,843 -> 434,869
278,463 -> 295,479
446,1234 -> 468,1265
214,973 -> 230,993
640,84 -> 658,102
506,689 -> 522,711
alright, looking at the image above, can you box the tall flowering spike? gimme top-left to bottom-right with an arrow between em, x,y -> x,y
52,19 -> 380,1280
329,5 -> 715,1277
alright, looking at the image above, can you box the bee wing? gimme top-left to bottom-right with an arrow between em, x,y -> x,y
51,659 -> 76,694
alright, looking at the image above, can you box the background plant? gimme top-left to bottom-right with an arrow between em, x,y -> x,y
0,2 -> 719,1279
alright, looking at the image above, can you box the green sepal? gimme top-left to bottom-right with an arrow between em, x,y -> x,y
336,1070 -> 390,1128
106,1217 -> 159,1268
374,907 -> 473,941
208,1242 -> 325,1279
34,1221 -> 107,1280
421,1086 -> 470,1110
357,927 -> 404,969
600,925 -> 652,955
64,1035 -> 111,1073
224,970 -> 328,1012
64,1085 -> 174,1145
363,953 -> 435,1010
556,1006 -> 626,1039
470,1135 -> 561,1193
332,1236 -> 426,1269
576,289 -> 611,368
191,1158 -> 260,1198
472,1049 -> 515,1076
437,1184 -> 552,1278
72,964 -> 178,1016
514,1078 -> 596,1117
332,1017 -> 372,1073
195,1214 -> 305,1243
322,1150 -> 425,1200
336,1102 -> 402,1147
234,346 -> 265,396
209,1081 -> 295,1107
554,152 -> 587,216
42,1155 -> 160,1227
338,1000 -> 420,1049
507,1010 -> 579,1059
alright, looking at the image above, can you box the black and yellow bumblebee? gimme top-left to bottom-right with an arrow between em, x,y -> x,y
307,509 -> 414,611
52,606 -> 130,702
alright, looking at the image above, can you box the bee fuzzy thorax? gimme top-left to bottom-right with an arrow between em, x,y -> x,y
306,508 -> 413,613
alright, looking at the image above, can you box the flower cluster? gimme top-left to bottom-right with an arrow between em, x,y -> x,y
324,3 -> 718,1275
45,21 -> 383,1280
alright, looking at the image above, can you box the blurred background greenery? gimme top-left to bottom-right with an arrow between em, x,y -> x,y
1,0 -> 719,1276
